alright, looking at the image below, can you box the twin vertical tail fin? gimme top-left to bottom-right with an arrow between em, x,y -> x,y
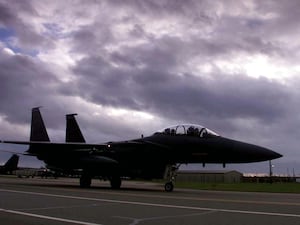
65,114 -> 86,143
30,108 -> 85,143
30,107 -> 50,142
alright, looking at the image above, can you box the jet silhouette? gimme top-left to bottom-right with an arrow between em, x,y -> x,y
1,107 -> 282,191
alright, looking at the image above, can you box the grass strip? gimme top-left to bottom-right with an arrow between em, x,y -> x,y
175,182 -> 300,193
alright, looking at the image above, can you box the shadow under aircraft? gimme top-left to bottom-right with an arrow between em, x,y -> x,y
1,108 -> 282,191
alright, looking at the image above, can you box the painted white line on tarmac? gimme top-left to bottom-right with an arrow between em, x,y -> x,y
0,208 -> 102,225
1,188 -> 300,218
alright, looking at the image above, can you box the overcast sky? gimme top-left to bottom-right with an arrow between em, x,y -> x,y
0,0 -> 299,175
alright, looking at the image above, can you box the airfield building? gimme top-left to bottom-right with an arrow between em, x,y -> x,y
177,170 -> 242,183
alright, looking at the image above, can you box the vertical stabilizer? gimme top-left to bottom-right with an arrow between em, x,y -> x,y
30,107 -> 50,142
4,154 -> 19,172
65,114 -> 86,143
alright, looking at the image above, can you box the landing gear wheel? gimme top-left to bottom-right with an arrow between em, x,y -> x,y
80,175 -> 91,188
110,176 -> 122,189
164,182 -> 174,192
164,164 -> 179,192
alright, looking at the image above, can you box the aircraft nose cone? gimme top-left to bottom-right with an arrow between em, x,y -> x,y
271,151 -> 283,160
257,147 -> 282,161
233,140 -> 282,162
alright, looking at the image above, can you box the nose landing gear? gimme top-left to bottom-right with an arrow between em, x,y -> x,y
164,181 -> 174,192
80,173 -> 92,188
110,176 -> 122,189
164,164 -> 180,192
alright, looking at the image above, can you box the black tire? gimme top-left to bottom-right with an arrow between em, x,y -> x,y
164,182 -> 174,192
80,175 -> 91,188
110,176 -> 122,189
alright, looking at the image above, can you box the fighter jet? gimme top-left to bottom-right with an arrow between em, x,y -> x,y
0,154 -> 19,174
1,107 -> 282,191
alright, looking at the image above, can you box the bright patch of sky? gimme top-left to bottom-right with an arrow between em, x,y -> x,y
95,105 -> 165,136
37,38 -> 84,82
215,53 -> 297,82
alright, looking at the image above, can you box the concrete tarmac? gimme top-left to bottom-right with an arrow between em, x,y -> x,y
0,176 -> 300,225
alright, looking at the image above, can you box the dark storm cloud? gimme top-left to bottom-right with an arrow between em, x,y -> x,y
1,0 -> 295,125
140,74 -> 290,123
71,22 -> 114,54
69,22 -> 291,127
0,50 -> 59,124
71,51 -> 290,125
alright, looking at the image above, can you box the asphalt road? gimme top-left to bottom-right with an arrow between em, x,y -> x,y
0,176 -> 300,225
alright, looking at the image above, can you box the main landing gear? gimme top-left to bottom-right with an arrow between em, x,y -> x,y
80,173 -> 92,188
80,173 -> 122,189
164,164 -> 180,192
110,176 -> 122,189
164,181 -> 174,192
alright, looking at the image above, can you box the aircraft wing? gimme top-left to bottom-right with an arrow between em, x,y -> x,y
1,140 -> 108,155
1,139 -> 169,155
1,140 -> 107,147
0,148 -> 27,155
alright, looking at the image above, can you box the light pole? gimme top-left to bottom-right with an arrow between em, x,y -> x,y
269,160 -> 274,183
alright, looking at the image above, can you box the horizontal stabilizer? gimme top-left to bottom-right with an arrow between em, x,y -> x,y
2,140 -> 106,155
4,154 -> 19,171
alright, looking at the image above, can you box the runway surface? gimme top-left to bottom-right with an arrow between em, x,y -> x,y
0,176 -> 300,225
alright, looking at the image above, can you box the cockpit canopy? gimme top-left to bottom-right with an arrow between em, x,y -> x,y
155,124 -> 220,138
